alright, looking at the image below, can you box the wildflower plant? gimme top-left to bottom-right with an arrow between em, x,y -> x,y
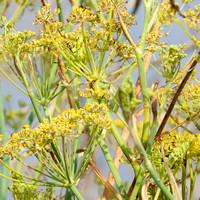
0,0 -> 200,199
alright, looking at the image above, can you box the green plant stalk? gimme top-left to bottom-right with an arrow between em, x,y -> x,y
27,90 -> 43,122
116,111 -> 129,129
192,118 -> 200,131
74,128 -> 100,180
129,166 -> 145,200
129,114 -> 174,200
98,137 -> 129,200
56,0 -> 64,24
107,112 -> 135,166
48,28 -> 91,81
189,157 -> 198,200
182,158 -> 187,200
0,68 -> 28,95
72,134 -> 79,174
146,116 -> 158,154
68,136 -> 72,175
47,61 -> 58,95
131,114 -> 157,198
154,188 -> 161,200
69,184 -> 84,200
43,104 -> 50,121
158,82 -> 172,117
11,0 -> 29,25
133,1 -> 151,142
15,156 -> 59,181
139,1 -> 151,52
115,0 -> 151,145
15,56 -> 44,122
0,82 -> 9,200
0,159 -> 67,186
135,50 -> 150,145
62,136 -> 71,182
101,32 -> 123,73
190,158 -> 199,198
81,23 -> 96,74
96,10 -> 114,75
175,20 -> 196,41
39,150 -> 67,181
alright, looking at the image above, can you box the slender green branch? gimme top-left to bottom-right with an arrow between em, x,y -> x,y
107,112 -> 135,166
139,0 -> 152,52
56,0 -> 64,24
182,158 -> 187,200
128,114 -> 174,200
99,137 -> 129,200
69,184 -> 84,200
129,166 -> 145,200
0,83 -> 9,200
0,69 -> 28,95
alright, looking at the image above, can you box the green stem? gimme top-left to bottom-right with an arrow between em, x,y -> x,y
139,1 -> 151,52
0,69 -> 28,95
189,157 -> 198,200
129,166 -> 145,200
81,22 -> 96,74
129,114 -> 174,200
158,82 -> 171,117
107,112 -> 134,166
74,128 -> 99,180
0,159 -> 66,186
69,185 -> 84,200
133,4 -> 151,145
175,20 -> 196,42
154,188 -> 161,200
136,50 -> 150,145
15,55 -> 44,122
98,137 -> 129,200
56,0 -> 64,24
182,158 -> 187,200
27,91 -> 43,122
146,116 -> 158,154
0,82 -> 9,200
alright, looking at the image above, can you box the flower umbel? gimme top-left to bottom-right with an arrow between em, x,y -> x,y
0,102 -> 111,157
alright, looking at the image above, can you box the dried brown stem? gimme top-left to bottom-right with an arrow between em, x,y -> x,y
155,51 -> 200,138
41,0 -> 46,7
154,109 -> 200,143
2,0 -> 11,16
89,160 -> 125,200
152,81 -> 159,120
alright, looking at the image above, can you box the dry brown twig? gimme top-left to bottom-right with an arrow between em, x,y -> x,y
155,51 -> 200,139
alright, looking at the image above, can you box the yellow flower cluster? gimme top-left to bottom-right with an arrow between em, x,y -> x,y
65,1 -> 137,60
145,30 -> 168,52
79,88 -> 109,101
182,4 -> 200,32
158,76 -> 200,113
148,131 -> 200,184
153,132 -> 200,158
0,103 -> 111,157
158,0 -> 177,26
0,29 -> 36,56
68,7 -> 97,25
34,6 -> 60,25
117,42 -> 135,60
